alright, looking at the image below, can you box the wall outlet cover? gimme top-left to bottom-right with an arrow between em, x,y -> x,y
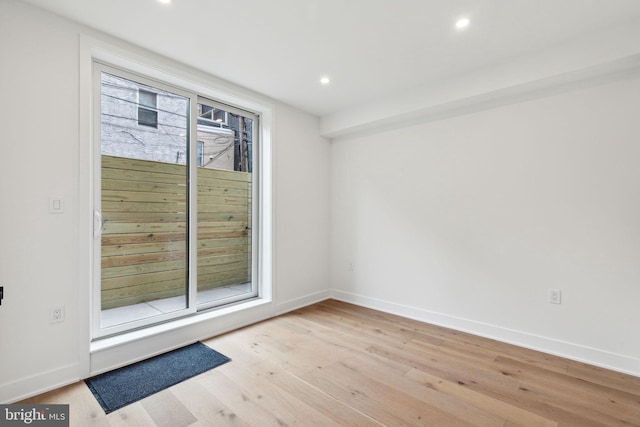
549,289 -> 562,304
50,305 -> 65,323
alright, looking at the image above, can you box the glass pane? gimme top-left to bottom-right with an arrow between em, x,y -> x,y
197,102 -> 254,306
139,89 -> 157,108
197,141 -> 204,167
137,107 -> 158,127
100,72 -> 189,329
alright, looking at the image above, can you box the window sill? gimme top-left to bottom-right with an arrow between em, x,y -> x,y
90,297 -> 271,355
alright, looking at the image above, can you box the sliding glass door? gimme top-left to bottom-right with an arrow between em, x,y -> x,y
196,99 -> 257,309
93,63 -> 258,338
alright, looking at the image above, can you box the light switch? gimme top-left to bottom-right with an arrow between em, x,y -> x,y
49,197 -> 64,213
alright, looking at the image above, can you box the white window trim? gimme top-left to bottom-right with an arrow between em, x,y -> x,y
79,34 -> 273,374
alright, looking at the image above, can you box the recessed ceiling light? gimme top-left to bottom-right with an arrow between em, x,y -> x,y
320,76 -> 331,85
455,17 -> 470,29
158,0 -> 171,4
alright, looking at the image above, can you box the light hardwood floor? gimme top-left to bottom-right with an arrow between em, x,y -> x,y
20,300 -> 640,426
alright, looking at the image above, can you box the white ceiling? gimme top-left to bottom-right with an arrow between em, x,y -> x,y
20,0 -> 640,117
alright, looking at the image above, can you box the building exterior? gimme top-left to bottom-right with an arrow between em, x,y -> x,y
100,71 -> 253,172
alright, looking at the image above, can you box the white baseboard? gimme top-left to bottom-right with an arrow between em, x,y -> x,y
0,363 -> 81,404
330,289 -> 640,378
275,290 -> 331,315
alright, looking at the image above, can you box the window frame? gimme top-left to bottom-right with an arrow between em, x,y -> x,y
92,60 -> 264,340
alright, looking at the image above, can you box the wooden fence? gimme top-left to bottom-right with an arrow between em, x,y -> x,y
101,155 -> 251,310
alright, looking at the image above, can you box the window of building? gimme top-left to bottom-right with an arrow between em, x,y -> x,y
138,89 -> 158,128
197,141 -> 204,167
198,103 -> 228,126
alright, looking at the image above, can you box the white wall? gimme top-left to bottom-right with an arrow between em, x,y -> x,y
0,0 -> 329,402
330,73 -> 640,376
0,0 -> 85,403
274,103 -> 331,312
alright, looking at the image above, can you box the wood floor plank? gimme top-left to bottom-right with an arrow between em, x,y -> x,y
217,359 -> 342,426
339,354 -> 508,426
19,382 -> 110,427
255,360 -> 381,426
566,363 -> 640,397
140,389 -> 197,427
492,356 -> 640,425
106,402 -> 156,427
198,368 -> 305,426
365,342 -> 610,426
171,374 -> 249,426
298,362 -> 432,426
404,367 -> 558,427
17,300 -> 640,426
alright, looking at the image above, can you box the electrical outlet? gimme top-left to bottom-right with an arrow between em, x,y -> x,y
50,305 -> 65,323
549,289 -> 562,305
49,197 -> 64,213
